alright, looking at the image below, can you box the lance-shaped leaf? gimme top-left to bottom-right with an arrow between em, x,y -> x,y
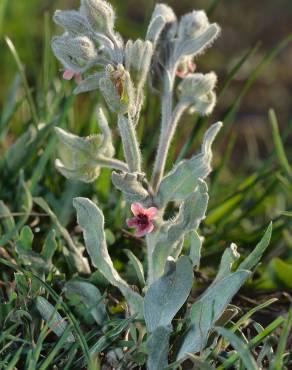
156,122 -> 222,207
174,23 -> 220,61
214,243 -> 240,283
144,256 -> 193,332
146,15 -> 165,46
73,197 -> 143,316
74,72 -> 106,94
111,171 -> 151,205
147,325 -> 172,370
188,230 -> 203,269
36,297 -> 75,342
64,280 -> 107,325
176,270 -> 250,360
239,222 -> 272,271
152,180 -> 208,280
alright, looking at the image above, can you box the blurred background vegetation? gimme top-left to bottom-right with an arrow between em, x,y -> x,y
0,0 -> 291,295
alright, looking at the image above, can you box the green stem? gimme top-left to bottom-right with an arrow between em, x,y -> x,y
117,114 -> 141,172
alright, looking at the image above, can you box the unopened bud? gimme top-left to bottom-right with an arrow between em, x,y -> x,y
178,10 -> 209,39
80,0 -> 115,34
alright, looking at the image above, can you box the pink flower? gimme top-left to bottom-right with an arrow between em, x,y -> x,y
127,203 -> 158,237
176,61 -> 196,78
62,69 -> 82,85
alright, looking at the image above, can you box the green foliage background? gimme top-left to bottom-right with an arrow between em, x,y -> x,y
1,0 -> 291,286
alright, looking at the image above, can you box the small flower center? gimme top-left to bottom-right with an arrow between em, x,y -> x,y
137,214 -> 148,226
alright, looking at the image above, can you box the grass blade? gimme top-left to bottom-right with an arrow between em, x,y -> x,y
270,304 -> 292,370
269,109 -> 292,181
215,326 -> 258,370
5,37 -> 39,127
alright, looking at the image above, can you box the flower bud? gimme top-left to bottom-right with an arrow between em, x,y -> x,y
178,10 -> 209,39
149,3 -> 177,40
53,10 -> 91,36
80,0 -> 115,34
99,64 -> 134,114
125,39 -> 153,85
52,35 -> 98,72
179,72 -> 217,115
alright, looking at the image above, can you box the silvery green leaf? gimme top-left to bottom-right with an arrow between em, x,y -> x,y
124,249 -> 145,288
188,230 -> 202,269
214,243 -> 240,282
147,325 -> 172,370
176,270 -> 250,359
36,297 -> 75,342
111,171 -> 150,204
96,107 -> 115,157
55,110 -> 115,183
64,280 -> 107,325
156,122 -> 222,207
74,72 -> 106,94
178,10 -> 210,39
174,23 -> 220,60
146,15 -> 166,45
53,10 -> 92,36
239,222 -> 272,271
73,197 -> 143,316
152,180 -> 208,280
55,128 -> 102,183
144,256 -> 193,332
80,0 -> 116,34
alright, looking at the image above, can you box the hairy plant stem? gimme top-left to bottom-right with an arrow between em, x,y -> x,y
97,156 -> 129,172
151,64 -> 189,192
117,114 -> 142,172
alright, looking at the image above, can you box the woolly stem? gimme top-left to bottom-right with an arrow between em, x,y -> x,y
117,114 -> 142,172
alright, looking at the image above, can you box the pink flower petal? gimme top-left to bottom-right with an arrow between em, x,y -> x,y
176,69 -> 187,78
145,207 -> 158,219
135,223 -> 154,237
63,70 -> 74,80
188,61 -> 196,73
131,203 -> 145,217
127,218 -> 139,228
75,73 -> 82,85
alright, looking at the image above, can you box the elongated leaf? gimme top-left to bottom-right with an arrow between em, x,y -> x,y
64,280 -> 107,325
188,231 -> 202,269
215,243 -> 240,282
177,270 -> 250,359
239,222 -> 272,270
147,325 -> 171,370
124,249 -> 145,288
144,256 -> 193,332
73,197 -> 143,316
36,297 -> 75,342
156,122 -> 222,207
